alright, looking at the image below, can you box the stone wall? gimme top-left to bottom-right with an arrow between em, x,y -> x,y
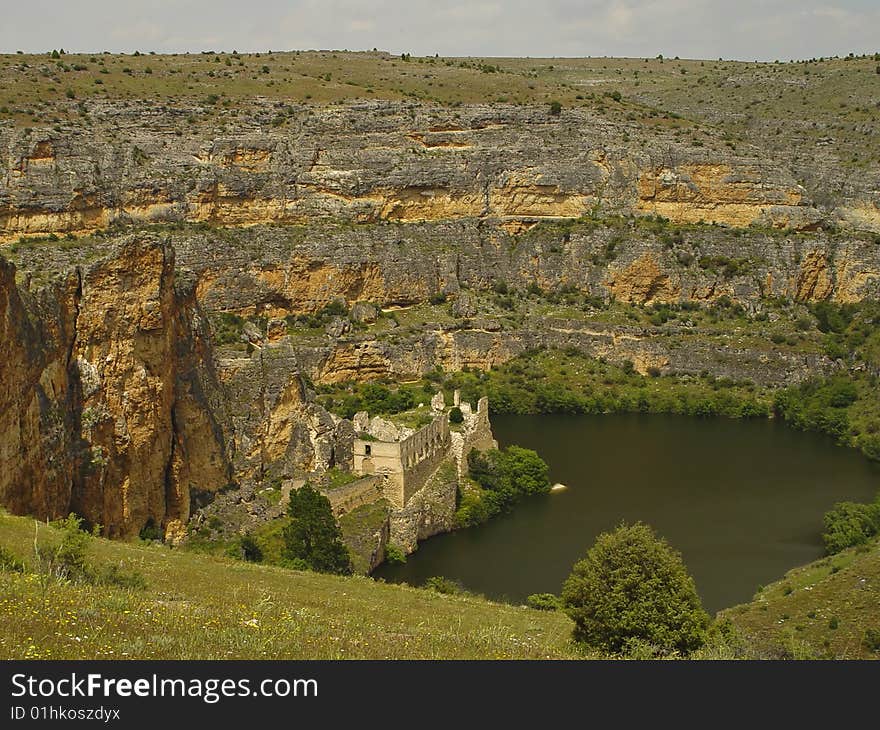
451,397 -> 499,477
389,460 -> 458,553
323,475 -> 385,517
399,414 -> 450,504
353,412 -> 451,508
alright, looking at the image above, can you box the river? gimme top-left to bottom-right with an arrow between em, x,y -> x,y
374,413 -> 880,613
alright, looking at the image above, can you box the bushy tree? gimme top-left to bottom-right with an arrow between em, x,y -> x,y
822,499 -> 880,554
227,534 -> 263,563
466,445 -> 551,513
282,483 -> 351,575
562,522 -> 709,656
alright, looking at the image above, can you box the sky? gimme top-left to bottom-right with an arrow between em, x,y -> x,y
1,0 -> 878,61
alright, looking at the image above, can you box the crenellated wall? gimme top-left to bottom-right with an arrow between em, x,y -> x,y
352,412 -> 451,508
450,397 -> 498,478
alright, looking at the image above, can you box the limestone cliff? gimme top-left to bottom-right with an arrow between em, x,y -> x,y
0,237 -> 232,539
0,101 -> 842,244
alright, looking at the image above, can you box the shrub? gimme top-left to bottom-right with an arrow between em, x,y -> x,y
562,522 -> 709,655
35,514 -> 93,582
228,534 -> 263,563
139,519 -> 162,542
0,545 -> 25,573
821,499 -> 880,554
424,576 -> 465,595
526,593 -> 562,611
282,483 -> 352,575
384,543 -> 407,565
454,485 -> 493,527
448,406 -> 464,424
466,445 -> 551,514
549,100 -> 562,116
863,628 -> 880,653
94,562 -> 148,589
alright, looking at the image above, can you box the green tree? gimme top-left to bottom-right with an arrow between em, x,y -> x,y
282,483 -> 351,574
822,499 -> 880,554
495,445 -> 550,495
562,522 -> 709,655
466,445 -> 551,514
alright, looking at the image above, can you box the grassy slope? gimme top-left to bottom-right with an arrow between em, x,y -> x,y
722,538 -> 880,659
0,510 -> 578,660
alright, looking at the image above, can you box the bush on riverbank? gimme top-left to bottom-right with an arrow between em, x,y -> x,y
774,374 -> 880,461
443,349 -> 772,420
822,497 -> 880,554
562,522 -> 709,656
455,445 -> 551,527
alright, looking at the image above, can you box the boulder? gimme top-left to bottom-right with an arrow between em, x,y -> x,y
351,301 -> 378,324
368,416 -> 399,442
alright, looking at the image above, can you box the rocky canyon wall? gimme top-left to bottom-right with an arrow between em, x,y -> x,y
0,237 -> 233,539
5,100 -> 863,245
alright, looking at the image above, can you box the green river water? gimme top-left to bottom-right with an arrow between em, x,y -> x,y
374,413 -> 880,613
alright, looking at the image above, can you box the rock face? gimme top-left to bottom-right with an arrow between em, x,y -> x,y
0,237 -> 232,539
145,221 -> 879,320
2,99 -> 879,546
0,256 -> 78,522
1,100 -> 848,244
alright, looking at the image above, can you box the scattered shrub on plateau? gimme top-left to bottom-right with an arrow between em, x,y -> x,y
562,522 -> 709,656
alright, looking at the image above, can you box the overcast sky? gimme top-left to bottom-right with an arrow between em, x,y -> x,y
2,1 -> 878,61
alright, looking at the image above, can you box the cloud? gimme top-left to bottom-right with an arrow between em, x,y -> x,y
0,0 -> 876,60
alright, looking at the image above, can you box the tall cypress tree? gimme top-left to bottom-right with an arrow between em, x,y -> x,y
282,483 -> 351,575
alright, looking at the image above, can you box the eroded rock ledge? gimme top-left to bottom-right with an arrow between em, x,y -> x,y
4,100 -> 859,245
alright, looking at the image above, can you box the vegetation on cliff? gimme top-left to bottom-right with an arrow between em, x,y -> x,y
762,300 -> 880,462
452,348 -> 773,419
